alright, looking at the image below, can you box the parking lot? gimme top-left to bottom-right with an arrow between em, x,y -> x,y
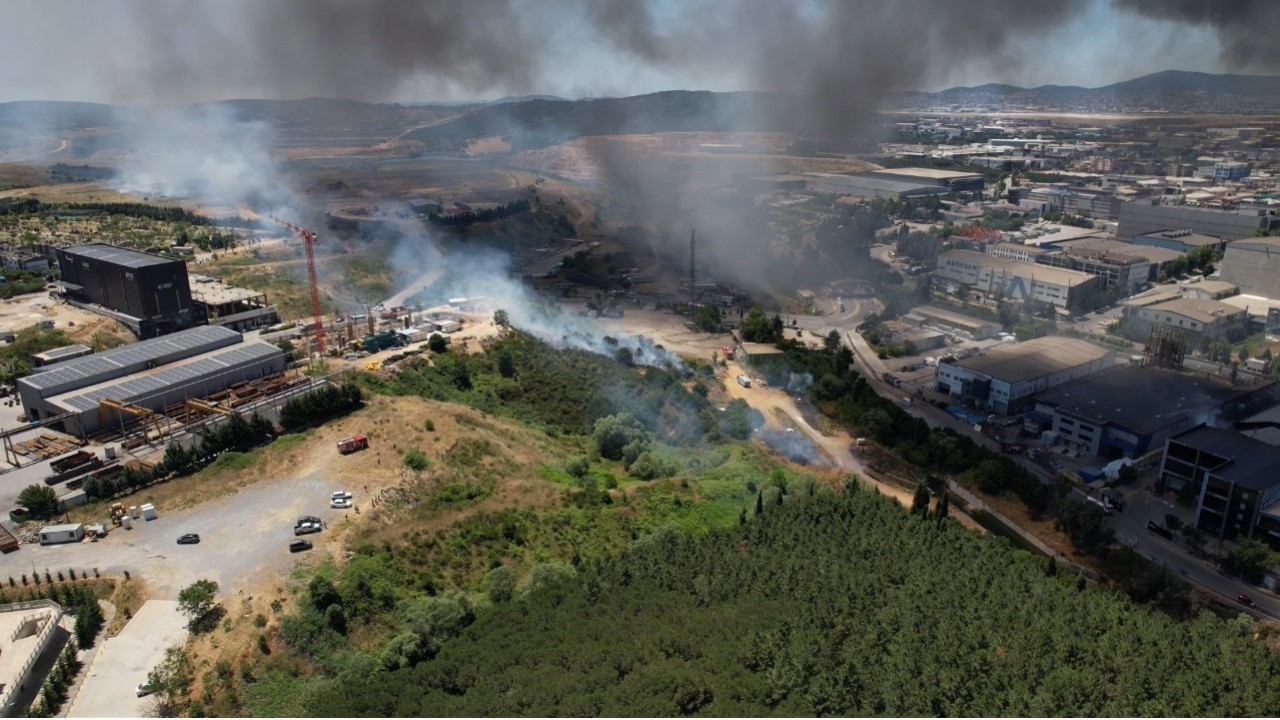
0,473 -> 354,598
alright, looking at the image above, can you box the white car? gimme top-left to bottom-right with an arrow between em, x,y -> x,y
330,498 -> 353,509
330,491 -> 352,501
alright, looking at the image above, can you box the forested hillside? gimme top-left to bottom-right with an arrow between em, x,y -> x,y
304,490 -> 1280,717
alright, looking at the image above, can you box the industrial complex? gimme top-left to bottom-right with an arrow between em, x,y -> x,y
16,325 -> 286,437
934,249 -> 1099,308
56,244 -> 202,339
934,336 -> 1115,415
1158,426 -> 1280,545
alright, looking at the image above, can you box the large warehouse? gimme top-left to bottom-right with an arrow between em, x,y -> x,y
934,336 -> 1115,415
1029,367 -> 1278,460
17,325 -> 285,437
934,249 -> 1100,308
57,244 -> 203,338
1218,237 -> 1280,300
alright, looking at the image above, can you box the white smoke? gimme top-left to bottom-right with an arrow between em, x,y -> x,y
110,105 -> 296,215
405,244 -> 686,371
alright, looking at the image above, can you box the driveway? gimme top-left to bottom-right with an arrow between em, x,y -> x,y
66,600 -> 187,718
0,475 -> 353,599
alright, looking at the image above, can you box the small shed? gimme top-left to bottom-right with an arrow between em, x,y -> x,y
38,523 -> 85,545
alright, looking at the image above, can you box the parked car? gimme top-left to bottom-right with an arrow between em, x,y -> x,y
1236,593 -> 1255,607
289,539 -> 313,553
294,522 -> 322,536
331,491 -> 353,501
176,534 -> 200,545
296,516 -> 321,528
330,498 -> 352,509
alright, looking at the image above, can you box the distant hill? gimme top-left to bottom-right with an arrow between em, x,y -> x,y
901,70 -> 1280,111
402,90 -> 795,151
488,95 -> 569,105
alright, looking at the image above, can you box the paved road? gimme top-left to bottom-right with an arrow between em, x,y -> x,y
67,600 -> 187,718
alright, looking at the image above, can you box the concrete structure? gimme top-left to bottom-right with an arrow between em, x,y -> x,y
56,245 -> 201,339
803,173 -> 947,200
862,167 -> 985,194
31,344 -> 92,367
1124,297 -> 1248,344
1218,237 -> 1280,299
904,305 -> 1001,341
1037,249 -> 1149,294
37,523 -> 83,545
1133,228 -> 1231,254
1025,185 -> 1121,220
934,336 -> 1115,415
16,325 -> 286,436
1117,200 -> 1280,242
1029,367 -> 1277,459
188,274 -> 279,332
1158,426 -> 1280,546
1044,237 -> 1186,286
934,249 -> 1100,308
0,600 -> 64,716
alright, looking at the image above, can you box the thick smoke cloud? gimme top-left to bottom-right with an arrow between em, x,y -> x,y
1113,0 -> 1280,73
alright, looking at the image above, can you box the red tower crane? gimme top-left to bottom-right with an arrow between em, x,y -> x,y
267,214 -> 326,355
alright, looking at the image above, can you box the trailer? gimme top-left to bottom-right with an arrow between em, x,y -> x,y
737,374 -> 752,388
337,435 -> 369,454
38,523 -> 85,545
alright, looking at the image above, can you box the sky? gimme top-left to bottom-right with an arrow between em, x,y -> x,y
0,0 -> 1264,105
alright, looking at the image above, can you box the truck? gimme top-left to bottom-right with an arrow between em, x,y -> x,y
737,374 -> 751,388
337,435 -> 369,454
881,372 -> 902,388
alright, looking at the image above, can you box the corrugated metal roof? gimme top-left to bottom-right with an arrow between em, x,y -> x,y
50,341 -> 283,412
62,244 -> 179,269
19,326 -> 241,394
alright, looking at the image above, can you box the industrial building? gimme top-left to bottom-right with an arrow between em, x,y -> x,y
1029,367 -> 1277,459
1041,237 -> 1185,288
1122,297 -> 1248,345
1117,200 -> 1280,242
1218,237 -> 1280,299
934,249 -> 1100,308
935,336 -> 1115,415
1157,426 -> 1280,547
31,344 -> 92,367
862,167 -> 985,194
1132,229 -> 1231,254
189,274 -> 279,332
1024,185 -> 1122,220
903,305 -> 1001,341
16,325 -> 285,437
57,244 -> 202,338
803,173 -> 947,200
986,242 -> 1053,264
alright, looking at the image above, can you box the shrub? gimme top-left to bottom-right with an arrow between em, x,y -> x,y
404,449 -> 429,472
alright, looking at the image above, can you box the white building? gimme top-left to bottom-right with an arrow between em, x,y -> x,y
934,249 -> 1100,308
934,336 -> 1115,415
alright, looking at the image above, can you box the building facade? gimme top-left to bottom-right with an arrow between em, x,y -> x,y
1218,237 -> 1280,299
57,244 -> 202,338
1117,200 -> 1280,241
1158,426 -> 1280,546
1124,297 -> 1248,344
934,249 -> 1100,308
934,336 -> 1114,415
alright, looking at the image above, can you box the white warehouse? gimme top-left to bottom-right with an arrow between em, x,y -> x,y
934,336 -> 1115,415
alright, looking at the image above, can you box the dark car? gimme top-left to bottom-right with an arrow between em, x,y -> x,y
289,539 -> 313,553
176,533 -> 200,545
1236,593 -> 1255,607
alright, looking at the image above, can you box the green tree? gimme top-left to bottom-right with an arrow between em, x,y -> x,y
17,485 -> 59,519
485,566 -> 517,604
428,334 -> 449,353
177,579 -> 221,633
693,305 -> 722,333
144,645 -> 193,717
934,490 -> 949,526
403,449 -> 429,472
911,482 -> 930,515
493,309 -> 510,327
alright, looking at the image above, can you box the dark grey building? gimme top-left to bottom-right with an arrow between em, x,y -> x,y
57,244 -> 202,338
1218,237 -> 1280,300
1158,426 -> 1280,547
1117,200 -> 1280,242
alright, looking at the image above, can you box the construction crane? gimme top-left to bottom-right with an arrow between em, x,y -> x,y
267,214 -> 327,354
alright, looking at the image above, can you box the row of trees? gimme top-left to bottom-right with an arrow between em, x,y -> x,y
279,383 -> 363,432
427,199 -> 531,227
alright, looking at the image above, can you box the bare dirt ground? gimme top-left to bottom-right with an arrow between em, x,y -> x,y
0,293 -> 115,339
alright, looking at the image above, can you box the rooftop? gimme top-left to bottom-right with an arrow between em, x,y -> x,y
1171,426 -> 1280,493
804,173 -> 942,195
61,243 -> 180,269
189,274 -> 268,306
1220,293 -> 1280,317
1036,367 -> 1256,436
952,336 -> 1113,384
0,601 -> 61,697
48,340 -> 283,414
1225,237 -> 1280,252
1143,297 -> 1244,324
1053,237 -> 1183,264
19,325 -> 241,395
938,249 -> 1098,288
1138,229 -> 1226,247
910,304 -> 1002,330
868,167 -> 983,181
31,345 -> 92,363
